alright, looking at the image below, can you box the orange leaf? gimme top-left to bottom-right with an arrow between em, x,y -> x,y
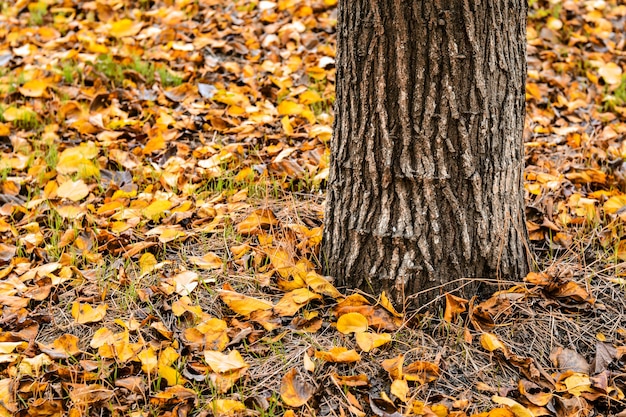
71,302 -> 107,324
218,288 -> 274,317
280,368 -> 315,408
315,347 -> 361,363
336,312 -> 368,334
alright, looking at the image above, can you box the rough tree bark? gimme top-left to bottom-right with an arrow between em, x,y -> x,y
323,0 -> 530,308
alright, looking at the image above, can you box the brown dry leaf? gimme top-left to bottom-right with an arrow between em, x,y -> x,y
315,347 -> 361,363
336,312 -> 368,334
0,243 -> 16,262
444,293 -> 468,322
518,379 -> 552,407
280,368 -> 315,408
68,384 -> 114,406
331,373 -> 369,387
403,360 -> 441,384
71,302 -> 107,324
382,355 -> 404,380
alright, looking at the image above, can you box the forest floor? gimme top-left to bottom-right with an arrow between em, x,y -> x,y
1,0 -> 626,416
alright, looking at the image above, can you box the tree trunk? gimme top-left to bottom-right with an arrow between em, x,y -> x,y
323,0 -> 530,309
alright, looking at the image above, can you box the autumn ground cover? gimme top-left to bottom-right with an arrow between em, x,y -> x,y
0,0 -> 625,416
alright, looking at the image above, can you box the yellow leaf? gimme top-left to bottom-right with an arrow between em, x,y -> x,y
0,341 -> 27,354
274,288 -> 321,317
281,115 -> 293,136
138,347 -> 158,374
19,79 -> 48,97
315,347 -> 361,363
109,19 -> 143,38
0,123 -> 10,136
188,252 -> 223,269
236,209 -> 278,234
209,399 -> 246,416
563,373 -> 593,396
299,90 -> 322,105
143,133 -> 165,154
598,62 -> 623,85
355,332 -> 392,352
57,179 -> 89,201
158,363 -> 185,386
281,368 -> 315,408
546,17 -> 563,31
603,195 -> 626,214
71,302 -> 107,324
379,291 -> 402,317
204,350 -> 249,373
42,334 -> 81,358
139,253 -> 157,276
390,379 -> 409,402
218,289 -> 274,317
304,271 -> 342,298
337,312 -> 368,334
277,100 -> 305,116
142,200 -> 173,221
491,396 -> 533,417
480,333 -> 506,353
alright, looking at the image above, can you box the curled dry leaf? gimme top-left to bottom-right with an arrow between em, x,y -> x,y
403,360 -> 441,384
444,293 -> 468,322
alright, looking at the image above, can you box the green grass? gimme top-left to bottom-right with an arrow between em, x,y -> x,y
28,1 -> 47,26
13,109 -> 41,130
86,54 -> 183,88
157,67 -> 183,87
60,61 -> 80,84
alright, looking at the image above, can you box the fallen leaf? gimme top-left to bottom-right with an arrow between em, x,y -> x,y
280,368 -> 315,408
71,302 -> 107,324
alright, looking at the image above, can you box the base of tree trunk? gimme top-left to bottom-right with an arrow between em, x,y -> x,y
322,0 -> 530,309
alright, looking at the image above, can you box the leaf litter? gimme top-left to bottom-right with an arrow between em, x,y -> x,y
0,0 -> 626,416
